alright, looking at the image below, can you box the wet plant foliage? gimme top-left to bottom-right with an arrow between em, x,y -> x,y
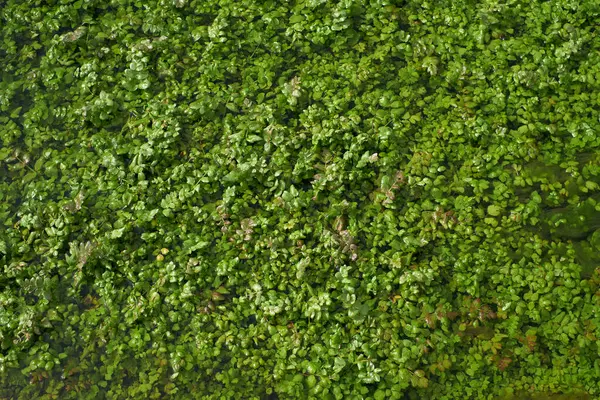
1,0 -> 600,399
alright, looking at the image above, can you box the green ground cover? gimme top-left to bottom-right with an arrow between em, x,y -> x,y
1,0 -> 600,398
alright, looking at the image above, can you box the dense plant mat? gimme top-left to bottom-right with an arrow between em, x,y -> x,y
2,0 -> 600,398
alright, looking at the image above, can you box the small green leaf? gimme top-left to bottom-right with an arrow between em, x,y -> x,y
290,15 -> 305,24
0,148 -> 11,161
374,390 -> 386,400
585,181 -> 598,191
487,205 -> 501,216
23,171 -> 37,183
215,286 -> 230,294
247,135 -> 263,143
484,217 -> 498,226
34,157 -> 45,171
109,227 -> 125,239
381,175 -> 391,190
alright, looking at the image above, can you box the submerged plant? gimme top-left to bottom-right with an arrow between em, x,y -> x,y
1,0 -> 600,398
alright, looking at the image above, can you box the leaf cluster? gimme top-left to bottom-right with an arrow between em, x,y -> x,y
2,0 -> 600,399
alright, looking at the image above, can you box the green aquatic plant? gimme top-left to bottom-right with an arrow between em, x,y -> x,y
2,0 -> 600,399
